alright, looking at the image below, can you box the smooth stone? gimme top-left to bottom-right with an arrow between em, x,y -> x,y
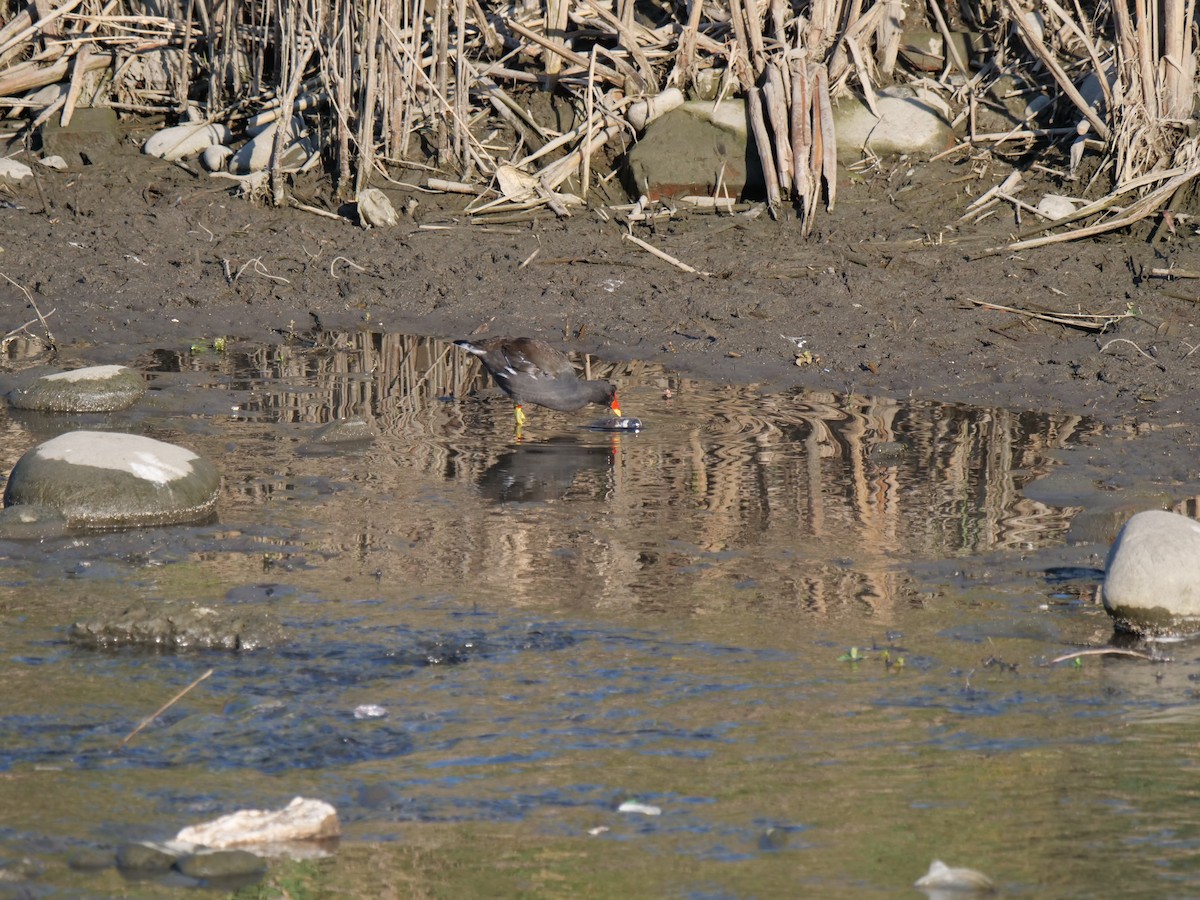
625,87 -> 954,201
116,842 -> 177,874
357,188 -> 399,227
229,116 -> 315,175
832,87 -> 955,161
0,503 -> 67,539
200,143 -> 233,172
175,797 -> 340,849
914,859 -> 995,893
66,847 -> 115,871
624,100 -> 763,200
1103,510 -> 1200,636
7,364 -> 145,412
174,849 -> 266,880
143,122 -> 231,161
3,431 -> 219,528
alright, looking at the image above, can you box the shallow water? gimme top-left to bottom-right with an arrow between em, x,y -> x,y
1,333 -> 1198,897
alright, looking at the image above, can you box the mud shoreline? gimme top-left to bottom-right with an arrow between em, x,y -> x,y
2,142 -> 1199,429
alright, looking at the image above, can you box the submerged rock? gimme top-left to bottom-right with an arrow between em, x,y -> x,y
0,503 -> 67,539
116,842 -> 176,875
174,849 -> 266,880
3,431 -> 219,528
1103,510 -> 1200,636
309,417 -> 378,445
68,602 -> 283,650
176,797 -> 340,849
7,364 -> 145,412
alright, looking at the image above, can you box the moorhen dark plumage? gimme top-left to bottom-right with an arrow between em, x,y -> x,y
454,336 -> 621,426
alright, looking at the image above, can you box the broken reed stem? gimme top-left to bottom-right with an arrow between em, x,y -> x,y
622,233 -> 711,276
0,272 -> 57,347
116,668 -> 214,750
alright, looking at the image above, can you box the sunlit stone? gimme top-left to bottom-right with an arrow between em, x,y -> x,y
914,859 -> 995,893
7,364 -> 145,412
3,431 -> 219,528
175,797 -> 340,849
1103,509 -> 1200,636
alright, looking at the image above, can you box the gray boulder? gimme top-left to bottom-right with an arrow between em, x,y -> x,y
3,431 -> 219,528
1102,509 -> 1200,636
7,365 -> 145,412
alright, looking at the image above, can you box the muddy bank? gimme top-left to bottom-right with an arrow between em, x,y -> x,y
2,140 -> 1199,428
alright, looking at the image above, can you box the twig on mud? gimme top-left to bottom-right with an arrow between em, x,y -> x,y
1150,267 -> 1200,279
968,297 -> 1132,331
621,233 -> 711,277
232,257 -> 290,285
330,256 -> 366,276
1045,648 -> 1166,665
1098,337 -> 1156,359
288,197 -> 349,223
0,271 -> 56,349
115,668 -> 214,750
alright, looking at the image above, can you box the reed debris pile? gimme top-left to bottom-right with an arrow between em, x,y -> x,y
0,0 -> 1197,242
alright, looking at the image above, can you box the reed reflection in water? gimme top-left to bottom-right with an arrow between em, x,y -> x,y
138,332 -> 1102,618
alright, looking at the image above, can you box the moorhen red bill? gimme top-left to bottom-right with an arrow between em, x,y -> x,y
454,337 -> 621,426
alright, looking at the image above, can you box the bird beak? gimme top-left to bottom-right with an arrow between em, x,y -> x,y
610,395 -> 622,417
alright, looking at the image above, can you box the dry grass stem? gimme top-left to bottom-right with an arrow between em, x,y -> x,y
116,668 -> 214,749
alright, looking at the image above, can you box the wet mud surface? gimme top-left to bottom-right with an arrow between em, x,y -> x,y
3,135 -> 1200,432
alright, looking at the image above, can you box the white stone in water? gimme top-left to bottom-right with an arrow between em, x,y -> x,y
143,122 -> 231,161
7,364 -> 145,412
4,431 -> 220,528
36,432 -> 197,483
617,800 -> 661,816
914,859 -> 995,892
1103,509 -> 1200,636
44,364 -> 127,383
175,797 -> 340,849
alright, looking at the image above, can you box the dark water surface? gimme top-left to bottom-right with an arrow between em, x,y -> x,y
1,333 -> 1198,897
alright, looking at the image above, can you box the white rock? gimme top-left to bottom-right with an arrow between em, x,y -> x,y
229,116 -> 314,175
3,430 -> 220,528
357,188 -> 399,227
7,364 -> 145,412
143,122 -> 231,161
1103,510 -> 1200,635
200,144 -> 233,172
39,155 -> 68,170
1037,194 -> 1080,220
33,430 -> 200,485
833,87 -> 955,160
176,797 -> 340,849
617,800 -> 661,816
0,158 -> 33,183
914,859 -> 995,893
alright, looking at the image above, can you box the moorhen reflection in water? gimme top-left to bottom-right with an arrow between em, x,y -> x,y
478,436 -> 616,503
454,337 -> 622,427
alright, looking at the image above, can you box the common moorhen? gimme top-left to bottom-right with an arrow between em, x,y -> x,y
454,337 -> 621,426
